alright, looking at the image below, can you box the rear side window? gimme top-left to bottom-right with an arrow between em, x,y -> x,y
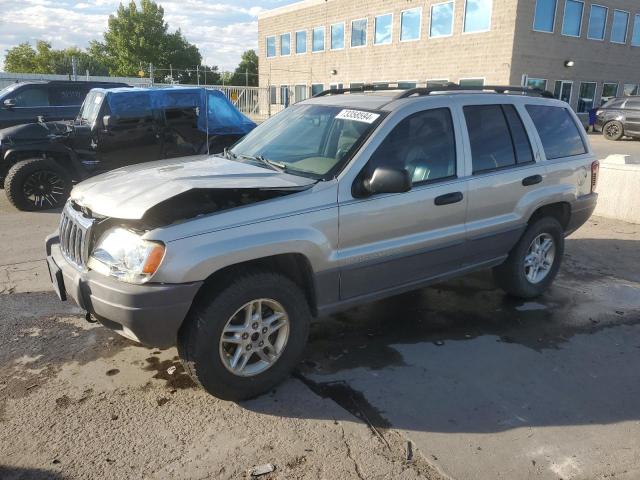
525,105 -> 586,160
625,100 -> 640,109
464,104 -> 534,174
603,98 -> 625,108
49,85 -> 87,106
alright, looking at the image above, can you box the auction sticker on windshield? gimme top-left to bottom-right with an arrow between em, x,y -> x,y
335,109 -> 380,124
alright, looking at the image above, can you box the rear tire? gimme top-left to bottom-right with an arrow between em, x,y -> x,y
603,120 -> 624,141
4,158 -> 71,211
178,270 -> 311,401
493,217 -> 564,299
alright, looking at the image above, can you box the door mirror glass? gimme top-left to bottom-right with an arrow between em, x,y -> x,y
363,166 -> 412,195
103,115 -> 116,128
3,98 -> 16,109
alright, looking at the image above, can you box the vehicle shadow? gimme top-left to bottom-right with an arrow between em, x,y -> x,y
0,466 -> 67,480
243,237 -> 640,435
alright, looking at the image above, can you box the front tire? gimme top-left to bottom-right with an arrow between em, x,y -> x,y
4,158 -> 71,211
178,270 -> 311,401
603,120 -> 624,141
493,217 -> 564,299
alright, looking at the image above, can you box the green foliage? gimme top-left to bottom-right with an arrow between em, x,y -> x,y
4,41 -> 109,76
100,0 -> 201,79
230,50 -> 259,86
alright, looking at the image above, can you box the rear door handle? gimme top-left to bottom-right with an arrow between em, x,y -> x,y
434,192 -> 464,206
522,175 -> 543,186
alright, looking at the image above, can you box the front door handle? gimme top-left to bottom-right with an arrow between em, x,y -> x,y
522,175 -> 543,186
434,191 -> 464,206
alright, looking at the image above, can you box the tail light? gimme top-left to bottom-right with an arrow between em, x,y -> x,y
591,160 -> 600,193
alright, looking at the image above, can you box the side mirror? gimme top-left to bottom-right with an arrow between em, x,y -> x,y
362,166 -> 412,195
102,115 -> 116,129
3,98 -> 16,109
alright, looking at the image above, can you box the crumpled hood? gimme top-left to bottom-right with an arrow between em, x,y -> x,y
0,121 -> 71,142
71,155 -> 316,219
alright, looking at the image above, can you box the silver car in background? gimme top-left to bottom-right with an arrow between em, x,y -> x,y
46,85 -> 599,400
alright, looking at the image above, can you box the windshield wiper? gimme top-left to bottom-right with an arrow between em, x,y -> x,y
238,154 -> 285,173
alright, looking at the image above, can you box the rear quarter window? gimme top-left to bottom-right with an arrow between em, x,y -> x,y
525,105 -> 587,160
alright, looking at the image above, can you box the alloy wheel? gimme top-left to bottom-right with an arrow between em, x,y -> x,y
219,298 -> 290,377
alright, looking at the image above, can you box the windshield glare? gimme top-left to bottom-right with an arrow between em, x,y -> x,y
78,91 -> 105,124
230,104 -> 380,178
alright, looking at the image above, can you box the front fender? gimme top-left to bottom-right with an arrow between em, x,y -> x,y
3,142 -> 85,180
151,207 -> 339,285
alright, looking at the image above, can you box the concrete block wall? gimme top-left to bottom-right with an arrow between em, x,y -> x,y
595,156 -> 640,224
258,0 -> 518,92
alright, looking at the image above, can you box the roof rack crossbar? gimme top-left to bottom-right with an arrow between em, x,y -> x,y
313,83 -> 555,99
395,85 -> 555,99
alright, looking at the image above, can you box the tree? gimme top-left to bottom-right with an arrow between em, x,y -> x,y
4,41 -> 109,76
230,50 -> 259,86
98,0 -> 202,79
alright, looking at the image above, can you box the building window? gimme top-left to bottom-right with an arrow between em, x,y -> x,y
351,18 -> 368,47
623,83 -> 639,96
294,85 -> 308,102
577,82 -> 597,113
266,36 -> 276,58
533,0 -> 557,32
459,78 -> 485,87
398,82 -> 417,89
350,83 -> 364,89
331,23 -> 345,49
587,5 -> 608,40
269,85 -> 277,104
374,14 -> 393,45
280,85 -> 290,106
430,1 -> 454,37
312,26 -> 325,52
296,31 -> 307,54
463,0 -> 492,33
632,14 -> 640,46
527,78 -> 548,91
400,8 -> 422,41
427,79 -> 450,87
611,10 -> 629,44
311,84 -> 324,96
280,33 -> 291,56
330,83 -> 344,91
601,83 -> 619,105
554,80 -> 573,103
561,0 -> 584,37
373,82 -> 389,90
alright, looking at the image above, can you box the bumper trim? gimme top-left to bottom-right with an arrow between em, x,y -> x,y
566,193 -> 598,236
47,235 -> 202,347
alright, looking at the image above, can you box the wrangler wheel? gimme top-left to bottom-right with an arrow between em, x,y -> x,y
4,158 -> 71,211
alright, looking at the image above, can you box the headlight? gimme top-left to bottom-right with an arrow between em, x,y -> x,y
87,228 -> 165,284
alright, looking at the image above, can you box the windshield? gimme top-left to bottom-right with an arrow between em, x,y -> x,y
230,104 -> 382,179
0,83 -> 19,99
78,90 -> 105,124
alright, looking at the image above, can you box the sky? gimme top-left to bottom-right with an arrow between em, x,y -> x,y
0,0 -> 299,73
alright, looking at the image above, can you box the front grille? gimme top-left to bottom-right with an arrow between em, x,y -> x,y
59,203 -> 95,269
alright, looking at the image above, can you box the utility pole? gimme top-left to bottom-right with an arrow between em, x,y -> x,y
86,69 -> 90,81
197,65 -> 200,86
245,69 -> 248,87
71,56 -> 78,81
170,64 -> 173,84
149,63 -> 154,86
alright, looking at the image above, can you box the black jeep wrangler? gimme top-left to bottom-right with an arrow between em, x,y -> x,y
0,87 -> 256,211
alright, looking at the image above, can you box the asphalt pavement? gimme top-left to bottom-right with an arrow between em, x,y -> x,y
1,167 -> 639,479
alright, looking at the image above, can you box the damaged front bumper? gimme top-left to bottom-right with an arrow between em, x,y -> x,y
45,233 -> 202,347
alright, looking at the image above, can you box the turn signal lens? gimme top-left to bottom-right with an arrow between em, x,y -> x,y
143,243 -> 165,275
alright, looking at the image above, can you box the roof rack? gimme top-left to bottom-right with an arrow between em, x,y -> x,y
395,85 -> 555,99
313,83 -> 555,99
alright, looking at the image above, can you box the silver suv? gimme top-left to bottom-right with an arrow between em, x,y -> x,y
45,86 -> 599,400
